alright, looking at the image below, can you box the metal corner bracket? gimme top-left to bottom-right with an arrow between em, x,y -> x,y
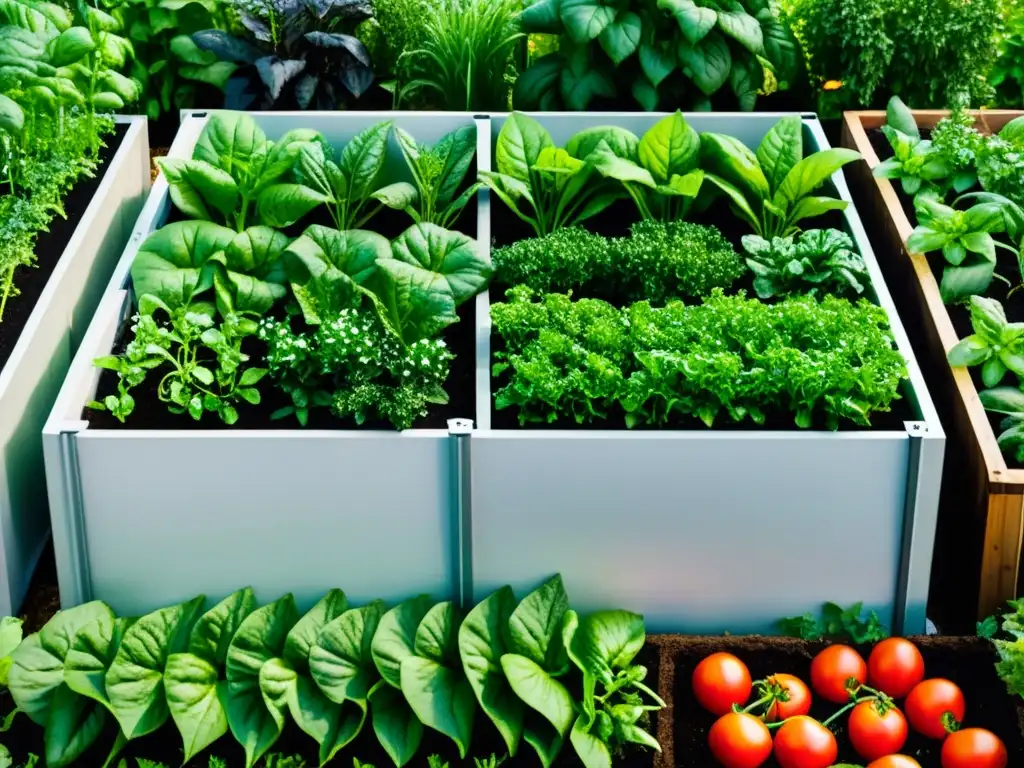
447,418 -> 474,608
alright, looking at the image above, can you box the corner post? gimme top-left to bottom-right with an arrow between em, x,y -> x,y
448,418 -> 474,609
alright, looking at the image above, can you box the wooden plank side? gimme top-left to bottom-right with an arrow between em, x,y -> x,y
980,493 -> 1024,618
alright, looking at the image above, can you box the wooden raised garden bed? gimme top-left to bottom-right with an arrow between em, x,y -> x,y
842,110 -> 1024,630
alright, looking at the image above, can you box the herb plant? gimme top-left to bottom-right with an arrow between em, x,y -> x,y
393,125 -> 480,228
701,115 -> 860,239
398,0 -> 521,111
492,287 -> 907,429
191,0 -> 376,110
778,601 -> 890,643
515,0 -> 801,111
4,578 -> 662,768
494,221 -> 743,303
742,228 -> 869,299
873,97 -> 953,198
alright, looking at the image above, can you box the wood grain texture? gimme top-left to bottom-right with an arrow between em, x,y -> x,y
842,110 -> 1024,626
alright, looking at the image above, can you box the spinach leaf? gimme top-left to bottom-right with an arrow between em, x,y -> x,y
742,228 -> 868,299
394,125 -> 480,228
157,111 -> 321,231
165,588 -> 258,763
701,115 -> 858,238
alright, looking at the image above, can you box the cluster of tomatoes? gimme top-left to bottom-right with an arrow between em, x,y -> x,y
691,638 -> 1009,768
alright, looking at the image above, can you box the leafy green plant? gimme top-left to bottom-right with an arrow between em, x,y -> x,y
587,112 -> 704,221
491,287 -> 907,429
191,0 -> 376,110
982,597 -> 1024,698
873,97 -> 952,198
493,220 -> 743,303
931,109 -> 985,193
479,112 -> 628,237
115,0 -> 233,120
515,0 -> 801,111
291,121 -> 416,231
398,0 -> 521,111
778,601 -> 890,643
156,112 -> 322,232
393,125 -> 480,228
6,578 -> 660,768
701,115 -> 859,239
991,0 -> 1024,105
742,228 -> 868,299
907,196 -> 1013,302
786,0 -> 1000,113
977,118 -> 1024,210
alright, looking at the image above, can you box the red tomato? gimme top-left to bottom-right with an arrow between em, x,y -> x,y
708,712 -> 772,768
941,728 -> 1008,768
904,678 -> 966,739
772,716 -> 838,768
810,645 -> 867,703
848,700 -> 908,761
868,757 -> 922,768
765,673 -> 812,722
693,653 -> 753,716
868,638 -> 926,698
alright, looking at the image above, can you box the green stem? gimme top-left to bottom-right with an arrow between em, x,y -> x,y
821,696 -> 876,728
0,265 -> 16,322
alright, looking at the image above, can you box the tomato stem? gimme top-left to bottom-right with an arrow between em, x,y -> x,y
739,693 -> 775,715
821,695 -> 876,728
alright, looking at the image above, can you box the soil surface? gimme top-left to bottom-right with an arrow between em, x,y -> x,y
488,194 -> 917,432
85,161 -> 480,432
666,635 -> 1024,768
0,124 -> 128,375
868,126 -> 1024,468
0,645 -> 658,768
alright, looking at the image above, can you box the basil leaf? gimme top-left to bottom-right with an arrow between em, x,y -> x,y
637,111 -> 699,184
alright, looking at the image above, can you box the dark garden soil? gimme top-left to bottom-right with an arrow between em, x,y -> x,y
663,634 -> 1024,768
85,162 -> 481,432
868,127 -> 1024,468
0,124 -> 128,376
488,191 -> 917,432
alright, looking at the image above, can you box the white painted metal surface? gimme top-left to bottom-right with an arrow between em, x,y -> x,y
0,116 -> 149,616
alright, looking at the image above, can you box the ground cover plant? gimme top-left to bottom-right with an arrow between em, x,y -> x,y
0,575 -> 663,768
874,98 -> 1024,463
0,0 -> 140,339
89,111 -> 490,430
486,110 -> 909,431
513,0 -> 802,111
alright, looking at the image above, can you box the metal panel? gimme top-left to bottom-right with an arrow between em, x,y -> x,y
45,112 -> 483,612
0,116 -> 149,616
74,430 -> 453,615
469,431 -> 910,634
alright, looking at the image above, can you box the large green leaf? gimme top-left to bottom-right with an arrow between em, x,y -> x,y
981,387 -> 1024,415
338,120 -> 392,206
48,26 -> 94,67
9,602 -> 115,725
677,32 -> 731,95
657,0 -> 716,44
44,684 -> 107,768
700,132 -> 770,204
285,590 -> 349,672
226,595 -> 299,768
399,657 -> 476,757
106,595 -> 205,740
501,654 -> 574,737
772,148 -> 861,210
212,226 -> 290,314
157,157 -> 238,222
638,111 -> 699,184
570,715 -> 612,768
559,45 -> 616,110
0,92 -> 23,134
940,259 -> 997,303
598,11 -> 640,65
194,111 -> 266,177
131,220 -> 237,310
189,588 -> 259,666
715,1 -> 763,54
459,587 -> 524,756
508,575 -> 569,672
165,653 -> 229,763
496,112 -> 554,180
371,596 -> 434,689
64,614 -> 129,707
563,610 -> 645,685
521,0 -> 563,33
638,39 -> 675,88
756,116 -> 802,193
414,602 -> 461,667
310,601 -> 385,704
377,223 -> 491,341
256,184 -> 329,229
369,680 -> 423,767
559,0 -> 616,43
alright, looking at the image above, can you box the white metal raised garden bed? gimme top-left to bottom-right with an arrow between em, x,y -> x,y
467,113 -> 945,636
0,115 -> 149,616
43,111 -> 479,617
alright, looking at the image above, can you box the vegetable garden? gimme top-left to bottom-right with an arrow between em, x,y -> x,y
5,0 -> 1024,766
